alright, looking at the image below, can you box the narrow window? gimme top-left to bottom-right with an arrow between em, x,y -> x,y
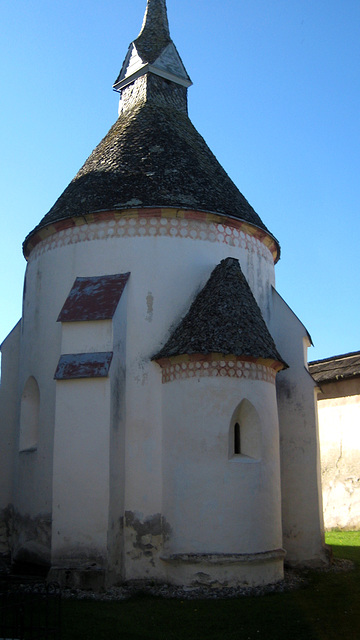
229,400 -> 261,460
234,422 -> 241,455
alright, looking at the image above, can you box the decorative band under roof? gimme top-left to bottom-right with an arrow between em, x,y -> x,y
156,354 -> 284,385
23,208 -> 280,263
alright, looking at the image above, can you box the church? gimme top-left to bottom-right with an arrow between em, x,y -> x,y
0,0 -> 328,589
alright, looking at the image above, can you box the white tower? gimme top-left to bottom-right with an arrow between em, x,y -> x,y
0,0 -> 328,588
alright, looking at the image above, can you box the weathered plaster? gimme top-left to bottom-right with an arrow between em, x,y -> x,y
12,510 -> 51,566
0,322 -> 21,535
269,288 -> 327,568
2,207 -> 326,585
125,511 -> 172,574
51,377 -> 111,569
317,390 -> 360,530
0,505 -> 13,556
161,549 -> 285,587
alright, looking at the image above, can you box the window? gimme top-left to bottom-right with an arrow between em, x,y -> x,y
234,422 -> 241,455
19,376 -> 40,452
230,400 -> 261,460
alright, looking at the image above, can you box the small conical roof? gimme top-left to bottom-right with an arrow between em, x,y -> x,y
153,257 -> 287,366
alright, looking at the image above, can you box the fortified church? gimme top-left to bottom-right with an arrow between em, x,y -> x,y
0,0 -> 328,588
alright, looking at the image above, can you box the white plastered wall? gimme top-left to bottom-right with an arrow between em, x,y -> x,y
317,380 -> 360,530
17,215 -> 277,579
52,319 -> 113,568
0,322 -> 21,554
158,372 -> 284,586
161,375 -> 282,554
269,288 -> 327,567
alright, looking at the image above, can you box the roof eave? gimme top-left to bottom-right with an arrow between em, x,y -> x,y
113,63 -> 192,92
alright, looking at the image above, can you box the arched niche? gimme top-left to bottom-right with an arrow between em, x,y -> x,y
19,376 -> 40,452
229,399 -> 261,461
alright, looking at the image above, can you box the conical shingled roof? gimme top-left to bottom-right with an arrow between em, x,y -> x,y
27,102 -> 271,237
23,0 -> 279,256
152,257 -> 287,366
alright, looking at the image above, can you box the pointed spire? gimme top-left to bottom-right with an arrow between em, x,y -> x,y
113,0 -> 191,99
136,0 -> 171,61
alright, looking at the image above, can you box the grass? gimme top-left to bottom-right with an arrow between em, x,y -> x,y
60,531 -> 360,640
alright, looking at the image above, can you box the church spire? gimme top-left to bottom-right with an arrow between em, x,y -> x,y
136,0 -> 171,60
113,0 -> 192,108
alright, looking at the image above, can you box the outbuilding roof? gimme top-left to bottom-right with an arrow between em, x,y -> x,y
153,257 -> 287,366
309,351 -> 360,384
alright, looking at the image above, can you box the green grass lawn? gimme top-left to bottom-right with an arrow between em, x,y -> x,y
61,532 -> 360,640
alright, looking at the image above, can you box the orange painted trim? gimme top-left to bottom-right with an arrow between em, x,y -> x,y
154,353 -> 284,384
156,353 -> 285,373
24,208 -> 280,262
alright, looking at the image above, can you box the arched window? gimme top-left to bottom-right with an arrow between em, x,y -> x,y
230,399 -> 261,460
19,376 -> 40,452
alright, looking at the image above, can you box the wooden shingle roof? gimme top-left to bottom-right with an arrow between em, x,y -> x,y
134,0 -> 171,63
309,351 -> 360,384
153,257 -> 287,366
23,0 -> 279,258
24,101 -> 277,254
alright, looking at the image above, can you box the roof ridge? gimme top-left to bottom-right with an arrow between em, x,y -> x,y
309,350 -> 360,366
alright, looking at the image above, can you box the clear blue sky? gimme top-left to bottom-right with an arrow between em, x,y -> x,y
1,0 -> 359,361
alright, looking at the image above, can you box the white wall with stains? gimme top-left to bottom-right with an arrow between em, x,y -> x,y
0,322 -> 21,554
269,288 -> 328,567
317,381 -> 360,530
0,209 -> 328,585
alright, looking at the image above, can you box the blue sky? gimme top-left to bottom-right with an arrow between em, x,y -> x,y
1,0 -> 359,361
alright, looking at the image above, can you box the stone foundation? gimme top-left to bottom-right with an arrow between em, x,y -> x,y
12,511 -> 51,567
161,549 -> 286,588
0,505 -> 13,556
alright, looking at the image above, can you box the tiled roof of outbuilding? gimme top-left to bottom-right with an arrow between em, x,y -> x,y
309,351 -> 360,383
25,101 -> 273,245
153,257 -> 287,366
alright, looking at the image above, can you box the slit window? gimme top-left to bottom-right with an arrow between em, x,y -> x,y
234,422 -> 241,455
